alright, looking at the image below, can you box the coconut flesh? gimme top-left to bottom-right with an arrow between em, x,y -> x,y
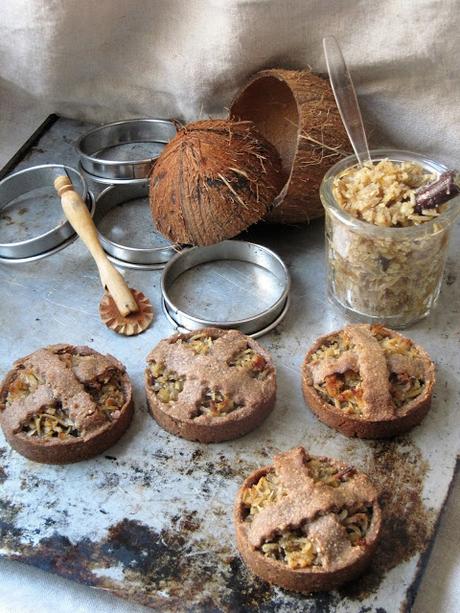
149,119 -> 284,246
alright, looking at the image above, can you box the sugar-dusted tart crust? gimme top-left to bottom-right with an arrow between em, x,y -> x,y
0,344 -> 134,464
302,324 -> 435,438
234,447 -> 381,593
145,328 -> 276,443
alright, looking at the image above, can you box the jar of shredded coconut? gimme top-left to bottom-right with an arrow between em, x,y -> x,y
320,150 -> 459,328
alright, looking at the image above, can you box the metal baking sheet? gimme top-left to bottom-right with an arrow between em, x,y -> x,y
0,116 -> 459,612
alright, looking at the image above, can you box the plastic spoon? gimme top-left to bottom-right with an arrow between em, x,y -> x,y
323,35 -> 371,166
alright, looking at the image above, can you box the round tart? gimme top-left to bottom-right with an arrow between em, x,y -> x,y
302,324 -> 435,438
234,447 -> 381,593
145,328 -> 276,443
0,344 -> 134,464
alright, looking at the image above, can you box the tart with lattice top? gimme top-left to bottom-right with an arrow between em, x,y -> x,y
145,328 -> 276,443
234,447 -> 381,592
302,324 -> 435,438
0,344 -> 133,463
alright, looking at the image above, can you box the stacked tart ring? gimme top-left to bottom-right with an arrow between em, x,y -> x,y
302,324 -> 435,438
145,328 -> 276,443
0,344 -> 134,463
234,447 -> 381,592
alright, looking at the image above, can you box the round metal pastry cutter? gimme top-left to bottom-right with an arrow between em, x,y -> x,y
93,181 -> 176,269
54,175 -> 153,336
161,240 -> 290,338
77,118 -> 177,184
0,164 -> 93,263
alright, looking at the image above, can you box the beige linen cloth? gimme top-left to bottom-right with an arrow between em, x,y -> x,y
0,1 -> 458,612
1,0 -> 459,166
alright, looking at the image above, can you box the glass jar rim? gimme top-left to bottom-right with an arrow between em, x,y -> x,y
320,149 -> 460,236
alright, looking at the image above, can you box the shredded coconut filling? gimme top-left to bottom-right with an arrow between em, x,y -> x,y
241,471 -> 287,518
332,159 -> 437,227
85,372 -> 126,420
195,387 -> 243,417
260,506 -> 373,569
147,361 -> 185,403
21,402 -> 79,439
5,369 -> 42,404
228,347 -> 270,379
176,333 -> 216,355
315,370 -> 364,416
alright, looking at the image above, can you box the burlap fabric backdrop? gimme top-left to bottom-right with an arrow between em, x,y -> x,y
1,0 -> 459,167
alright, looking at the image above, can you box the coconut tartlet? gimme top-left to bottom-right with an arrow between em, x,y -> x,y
302,324 -> 435,438
0,344 -> 134,464
145,328 -> 276,443
234,447 -> 381,592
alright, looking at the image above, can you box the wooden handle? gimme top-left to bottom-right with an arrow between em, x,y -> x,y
54,176 -> 139,316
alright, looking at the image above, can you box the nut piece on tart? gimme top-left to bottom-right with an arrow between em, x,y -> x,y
0,344 -> 134,464
234,446 -> 381,593
302,324 -> 435,438
144,328 -> 276,443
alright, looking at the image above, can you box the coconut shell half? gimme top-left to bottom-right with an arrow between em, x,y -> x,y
230,69 -> 350,224
149,119 -> 284,246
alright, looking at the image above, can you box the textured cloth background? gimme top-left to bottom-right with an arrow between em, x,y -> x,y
0,0 -> 458,611
1,0 -> 459,166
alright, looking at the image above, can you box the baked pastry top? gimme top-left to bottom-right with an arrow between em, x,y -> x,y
302,324 -> 435,438
145,328 -> 276,442
0,344 -> 133,462
234,447 -> 381,591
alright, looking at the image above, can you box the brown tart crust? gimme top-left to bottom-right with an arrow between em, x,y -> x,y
302,324 -> 435,438
234,446 -> 382,593
145,328 -> 276,443
0,344 -> 134,464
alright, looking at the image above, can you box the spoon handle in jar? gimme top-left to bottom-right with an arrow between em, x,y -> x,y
323,35 -> 371,166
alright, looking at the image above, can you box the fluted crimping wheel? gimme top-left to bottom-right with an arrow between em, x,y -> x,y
302,324 -> 435,438
144,328 -> 276,443
0,344 -> 134,463
234,447 -> 382,593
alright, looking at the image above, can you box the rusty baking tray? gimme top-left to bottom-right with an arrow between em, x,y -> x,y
0,116 -> 459,612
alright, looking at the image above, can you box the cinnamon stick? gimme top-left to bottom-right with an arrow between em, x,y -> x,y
414,170 -> 460,213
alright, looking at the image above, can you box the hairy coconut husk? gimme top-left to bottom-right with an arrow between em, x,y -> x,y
149,119 -> 284,246
230,69 -> 350,224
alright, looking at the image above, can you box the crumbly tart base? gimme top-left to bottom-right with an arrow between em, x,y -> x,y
145,328 -> 276,443
234,447 -> 382,593
302,324 -> 435,439
0,345 -> 134,464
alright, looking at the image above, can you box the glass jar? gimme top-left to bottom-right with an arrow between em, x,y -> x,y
320,149 -> 460,328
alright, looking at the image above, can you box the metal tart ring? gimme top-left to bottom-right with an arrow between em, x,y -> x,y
93,181 -> 177,269
77,118 -> 177,181
161,240 -> 291,336
0,164 -> 88,259
0,191 -> 95,264
162,294 -> 290,339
